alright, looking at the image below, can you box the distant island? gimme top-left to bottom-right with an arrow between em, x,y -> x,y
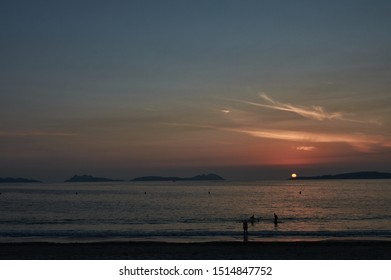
65,175 -> 123,183
0,177 -> 41,183
292,171 -> 391,180
132,173 -> 225,182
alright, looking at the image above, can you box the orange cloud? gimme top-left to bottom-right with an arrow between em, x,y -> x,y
226,128 -> 390,152
296,146 -> 316,151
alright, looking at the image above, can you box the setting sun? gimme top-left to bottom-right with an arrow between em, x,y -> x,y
291,173 -> 297,179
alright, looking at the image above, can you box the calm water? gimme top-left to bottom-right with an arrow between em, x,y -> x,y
0,180 -> 390,242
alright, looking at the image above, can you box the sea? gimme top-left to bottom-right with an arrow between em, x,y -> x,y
0,180 -> 390,243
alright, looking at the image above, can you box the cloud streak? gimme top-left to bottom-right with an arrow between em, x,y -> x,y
227,127 -> 390,152
236,93 -> 381,125
162,122 -> 391,152
258,93 -> 343,121
0,131 -> 75,137
296,146 -> 316,151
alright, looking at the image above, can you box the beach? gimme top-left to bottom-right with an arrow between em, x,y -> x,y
1,240 -> 390,260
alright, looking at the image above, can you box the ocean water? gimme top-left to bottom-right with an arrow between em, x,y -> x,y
0,180 -> 390,242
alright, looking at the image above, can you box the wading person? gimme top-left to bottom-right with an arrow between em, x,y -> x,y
243,220 -> 248,234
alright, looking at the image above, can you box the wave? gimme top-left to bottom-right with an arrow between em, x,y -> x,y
1,214 -> 390,226
1,229 -> 390,240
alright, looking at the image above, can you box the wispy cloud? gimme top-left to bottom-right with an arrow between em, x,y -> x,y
162,122 -> 390,152
0,131 -> 75,137
227,127 -> 390,152
296,146 -> 316,151
258,93 -> 343,120
236,93 -> 381,125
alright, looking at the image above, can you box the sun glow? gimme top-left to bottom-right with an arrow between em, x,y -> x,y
291,173 -> 297,179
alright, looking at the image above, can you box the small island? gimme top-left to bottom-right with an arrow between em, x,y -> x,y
65,175 -> 123,183
131,173 -> 224,182
292,171 -> 391,180
0,177 -> 41,183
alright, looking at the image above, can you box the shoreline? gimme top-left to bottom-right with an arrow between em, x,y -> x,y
1,240 -> 390,260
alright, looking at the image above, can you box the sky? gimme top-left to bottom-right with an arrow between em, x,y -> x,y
1,0 -> 390,181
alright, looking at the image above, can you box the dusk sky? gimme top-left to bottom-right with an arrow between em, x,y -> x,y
1,0 -> 390,181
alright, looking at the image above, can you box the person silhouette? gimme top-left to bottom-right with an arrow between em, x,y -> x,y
250,214 -> 255,225
243,220 -> 248,234
274,213 -> 278,226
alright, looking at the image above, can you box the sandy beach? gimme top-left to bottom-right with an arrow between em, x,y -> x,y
0,240 -> 390,260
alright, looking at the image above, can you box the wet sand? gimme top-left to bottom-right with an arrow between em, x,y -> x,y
0,240 -> 390,260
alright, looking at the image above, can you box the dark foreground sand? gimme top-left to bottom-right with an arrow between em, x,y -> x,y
1,241 -> 390,260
